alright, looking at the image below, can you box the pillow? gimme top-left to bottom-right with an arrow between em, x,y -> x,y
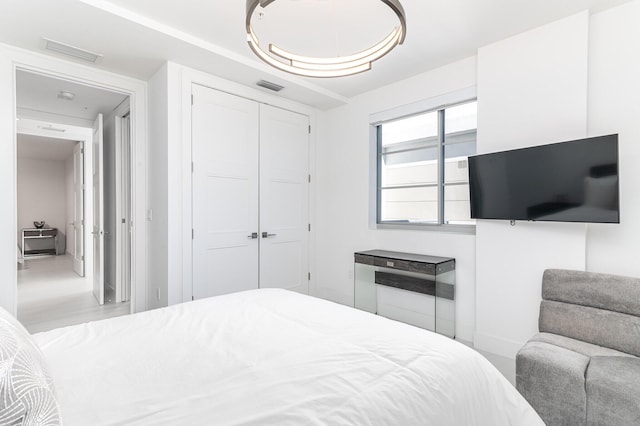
0,307 -> 61,425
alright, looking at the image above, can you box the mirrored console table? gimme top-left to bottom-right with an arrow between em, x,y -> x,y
354,250 -> 455,338
21,228 -> 59,258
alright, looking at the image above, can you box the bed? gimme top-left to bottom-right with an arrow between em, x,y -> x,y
2,289 -> 543,425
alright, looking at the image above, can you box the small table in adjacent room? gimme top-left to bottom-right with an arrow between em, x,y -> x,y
21,228 -> 59,258
354,250 -> 456,338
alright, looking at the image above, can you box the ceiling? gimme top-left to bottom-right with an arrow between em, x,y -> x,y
0,0 -> 633,109
17,70 -> 128,123
17,134 -> 77,161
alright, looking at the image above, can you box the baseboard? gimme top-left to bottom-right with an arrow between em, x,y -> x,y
473,331 -> 525,359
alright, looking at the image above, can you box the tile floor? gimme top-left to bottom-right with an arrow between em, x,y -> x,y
17,254 -> 130,334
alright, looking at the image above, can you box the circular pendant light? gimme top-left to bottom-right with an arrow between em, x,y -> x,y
246,0 -> 406,78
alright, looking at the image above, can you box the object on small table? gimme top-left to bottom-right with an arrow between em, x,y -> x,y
33,221 -> 45,229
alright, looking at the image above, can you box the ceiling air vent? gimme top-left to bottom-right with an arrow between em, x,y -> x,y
37,125 -> 66,132
256,80 -> 284,92
42,38 -> 103,64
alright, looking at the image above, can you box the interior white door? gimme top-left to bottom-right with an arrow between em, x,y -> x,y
72,143 -> 85,277
119,115 -> 131,303
259,105 -> 310,294
92,113 -> 105,305
115,116 -> 122,304
191,84 -> 259,299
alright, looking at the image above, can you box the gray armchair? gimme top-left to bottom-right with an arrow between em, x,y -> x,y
516,269 -> 640,425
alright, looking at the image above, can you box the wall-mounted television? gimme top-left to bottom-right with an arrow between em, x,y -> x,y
468,134 -> 619,224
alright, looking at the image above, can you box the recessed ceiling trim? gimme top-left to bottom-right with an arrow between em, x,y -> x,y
42,37 -> 104,64
75,0 -> 350,105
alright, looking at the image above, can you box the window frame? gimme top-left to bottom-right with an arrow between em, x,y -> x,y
370,87 -> 477,234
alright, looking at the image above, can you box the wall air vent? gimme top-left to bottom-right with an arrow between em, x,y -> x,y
256,80 -> 285,92
42,37 -> 103,64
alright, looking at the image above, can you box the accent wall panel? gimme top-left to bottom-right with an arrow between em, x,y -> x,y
474,11 -> 589,358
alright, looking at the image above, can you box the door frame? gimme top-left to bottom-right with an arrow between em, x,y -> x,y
0,44 -> 148,316
114,107 -> 132,303
179,65 -> 317,302
92,113 -> 105,305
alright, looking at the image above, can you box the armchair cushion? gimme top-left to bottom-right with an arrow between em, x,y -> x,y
543,269 -> 640,317
530,332 -> 634,358
539,300 -> 640,356
516,340 -> 588,425
586,356 -> 640,426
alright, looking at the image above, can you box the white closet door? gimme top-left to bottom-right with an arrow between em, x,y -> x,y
192,84 -> 260,299
259,104 -> 310,294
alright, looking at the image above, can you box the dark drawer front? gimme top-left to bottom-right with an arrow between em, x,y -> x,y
375,271 -> 435,296
436,282 -> 455,301
372,257 -> 435,275
354,254 -> 375,265
374,271 -> 455,300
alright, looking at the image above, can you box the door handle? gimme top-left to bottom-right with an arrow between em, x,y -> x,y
261,232 -> 277,238
247,232 -> 258,239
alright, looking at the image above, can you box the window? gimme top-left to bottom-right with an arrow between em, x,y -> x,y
376,100 -> 477,227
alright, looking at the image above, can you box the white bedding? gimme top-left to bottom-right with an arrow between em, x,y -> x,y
34,289 -> 542,425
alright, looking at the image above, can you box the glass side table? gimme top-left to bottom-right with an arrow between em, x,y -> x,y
354,249 -> 455,338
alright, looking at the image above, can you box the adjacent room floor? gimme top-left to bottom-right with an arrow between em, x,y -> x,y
17,254 -> 129,334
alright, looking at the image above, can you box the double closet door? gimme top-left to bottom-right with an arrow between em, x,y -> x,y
191,84 -> 310,299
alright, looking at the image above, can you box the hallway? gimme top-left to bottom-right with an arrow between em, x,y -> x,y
17,254 -> 129,333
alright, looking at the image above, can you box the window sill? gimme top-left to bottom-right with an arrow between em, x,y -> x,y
375,222 -> 476,235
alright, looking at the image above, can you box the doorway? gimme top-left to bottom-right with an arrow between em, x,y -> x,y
15,69 -> 133,332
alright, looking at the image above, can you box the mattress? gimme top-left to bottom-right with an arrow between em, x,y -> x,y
34,289 -> 543,425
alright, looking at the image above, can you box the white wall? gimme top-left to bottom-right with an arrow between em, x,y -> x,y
586,0 -> 640,278
0,50 -> 16,313
147,62 -> 184,309
315,57 -> 478,341
470,4 -> 640,357
65,153 -> 74,255
474,12 -> 590,357
17,158 -> 67,252
315,5 -> 640,350
148,63 -> 170,309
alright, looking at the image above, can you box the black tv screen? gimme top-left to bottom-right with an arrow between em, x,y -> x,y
468,134 -> 619,223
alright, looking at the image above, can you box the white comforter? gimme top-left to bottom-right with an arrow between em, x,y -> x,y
34,289 -> 542,425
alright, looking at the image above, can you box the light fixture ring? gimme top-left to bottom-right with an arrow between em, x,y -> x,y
246,0 -> 406,78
